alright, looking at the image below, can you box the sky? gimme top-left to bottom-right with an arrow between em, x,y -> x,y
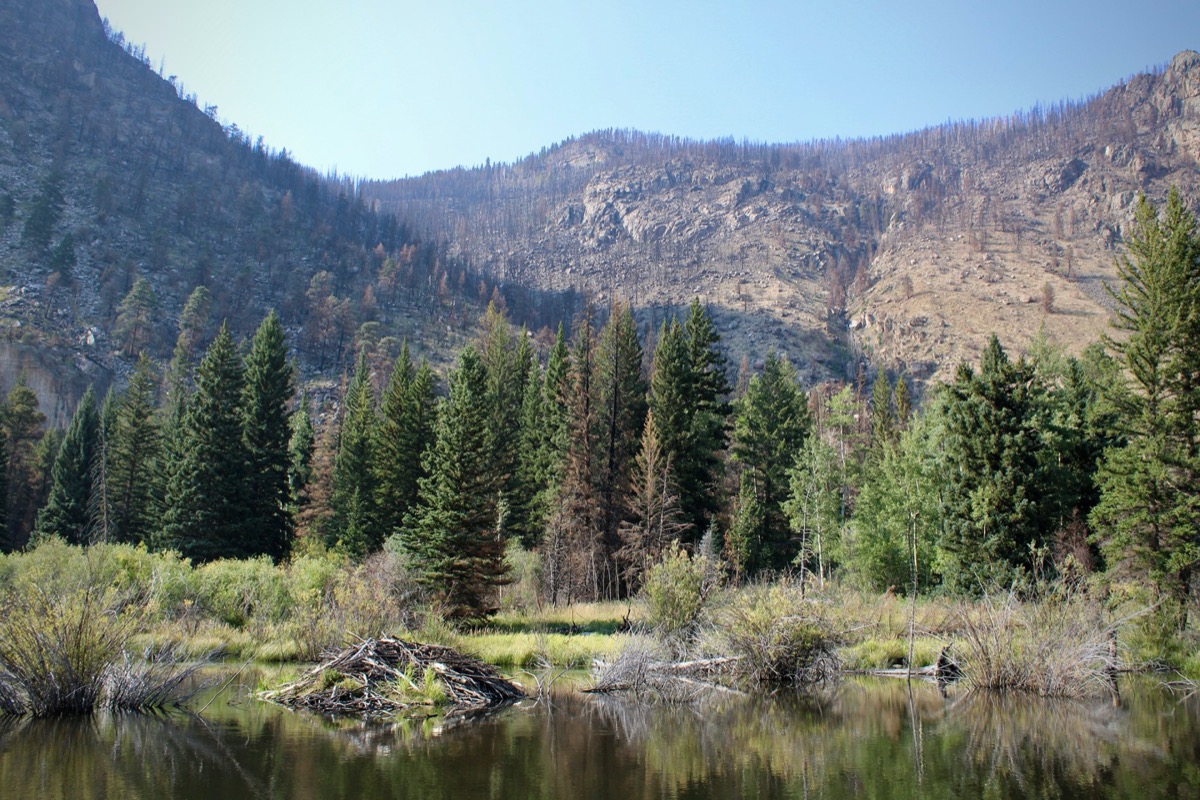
92,0 -> 1200,180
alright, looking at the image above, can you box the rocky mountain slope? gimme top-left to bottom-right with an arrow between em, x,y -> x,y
365,52 -> 1200,387
0,0 -> 530,422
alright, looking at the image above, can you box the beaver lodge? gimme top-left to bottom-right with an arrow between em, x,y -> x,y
261,637 -> 524,717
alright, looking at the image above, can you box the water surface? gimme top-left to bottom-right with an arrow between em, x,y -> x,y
1,670 -> 1196,799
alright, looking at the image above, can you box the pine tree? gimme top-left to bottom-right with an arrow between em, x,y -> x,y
160,324 -> 250,561
594,300 -> 647,596
400,346 -> 506,619
508,347 -> 549,548
1091,190 -> 1200,613
2,378 -> 45,549
241,311 -> 295,561
477,305 -> 531,540
114,278 -> 157,357
34,387 -> 100,544
328,350 -> 378,557
555,307 -> 604,601
111,355 -> 160,545
941,335 -> 1049,591
618,410 -> 689,589
374,343 -> 438,542
648,301 -> 731,538
869,367 -> 895,450
731,353 -> 811,572
87,389 -> 117,543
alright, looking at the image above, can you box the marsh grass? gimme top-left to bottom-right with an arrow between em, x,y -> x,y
953,587 -> 1125,696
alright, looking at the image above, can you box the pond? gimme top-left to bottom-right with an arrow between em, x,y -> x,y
1,669 -> 1197,799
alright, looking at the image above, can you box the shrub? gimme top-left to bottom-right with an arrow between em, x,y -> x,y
703,579 -> 840,685
642,543 -> 719,651
193,557 -> 292,629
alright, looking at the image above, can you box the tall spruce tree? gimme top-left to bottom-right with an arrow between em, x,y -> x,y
1091,190 -> 1200,614
287,393 -> 316,517
111,354 -> 160,544
373,343 -> 438,540
940,335 -> 1049,591
88,389 -> 117,543
328,350 -> 378,557
241,311 -> 295,561
730,353 -> 811,573
648,301 -> 731,538
34,387 -> 100,544
160,324 -> 250,561
400,346 -> 506,619
594,301 -> 647,595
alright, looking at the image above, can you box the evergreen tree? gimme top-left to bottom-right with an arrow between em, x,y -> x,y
87,389 -> 118,543
893,373 -> 913,429
111,354 -> 160,545
1,378 -> 45,549
374,343 -> 438,540
555,307 -> 604,601
940,335 -> 1049,591
166,285 -> 212,398
869,367 -> 895,450
241,311 -> 295,561
594,301 -> 647,595
618,410 -> 689,589
328,350 -> 378,557
508,348 -> 550,548
1091,190 -> 1200,613
730,353 -> 811,572
477,304 -> 531,539
114,278 -> 157,357
34,387 -> 100,544
160,324 -> 250,561
400,347 -> 506,619
648,302 -> 731,538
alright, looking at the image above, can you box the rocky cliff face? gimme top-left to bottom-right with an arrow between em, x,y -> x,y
367,52 -> 1200,388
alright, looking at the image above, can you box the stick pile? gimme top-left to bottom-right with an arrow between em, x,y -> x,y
261,637 -> 524,716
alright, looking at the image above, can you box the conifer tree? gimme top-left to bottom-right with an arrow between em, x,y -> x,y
1091,190 -> 1200,614
869,367 -> 895,450
400,346 -> 506,619
508,349 -> 549,548
88,389 -> 117,543
595,301 -> 647,595
160,324 -> 250,561
731,353 -> 811,572
114,278 -> 157,357
618,410 -> 689,589
941,335 -> 1048,591
328,351 -> 378,557
241,311 -> 295,560
34,387 -> 99,544
111,355 -> 160,545
555,307 -> 604,601
374,342 -> 437,540
649,301 -> 731,537
2,378 -> 45,549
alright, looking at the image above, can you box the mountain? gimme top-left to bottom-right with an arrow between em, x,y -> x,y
0,0 -> 565,423
363,52 -> 1200,388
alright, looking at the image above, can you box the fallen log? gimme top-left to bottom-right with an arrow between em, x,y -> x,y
260,637 -> 524,717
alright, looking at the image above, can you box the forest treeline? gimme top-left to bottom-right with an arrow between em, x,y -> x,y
1,192 -> 1197,626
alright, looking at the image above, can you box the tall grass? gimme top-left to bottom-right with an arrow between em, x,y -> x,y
0,541 -> 198,716
953,587 -> 1124,697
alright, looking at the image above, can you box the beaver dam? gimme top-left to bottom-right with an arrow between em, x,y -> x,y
261,637 -> 524,717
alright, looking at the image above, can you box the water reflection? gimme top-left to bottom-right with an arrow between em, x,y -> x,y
0,670 -> 1196,799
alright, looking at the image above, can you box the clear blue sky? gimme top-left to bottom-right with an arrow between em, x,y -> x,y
93,0 -> 1198,180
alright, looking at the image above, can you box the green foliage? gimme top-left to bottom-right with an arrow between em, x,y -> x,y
731,353 -> 811,572
33,387 -> 99,545
400,346 -> 506,619
241,311 -> 295,560
328,350 -> 377,557
110,356 -> 161,545
373,343 -> 437,543
114,278 -> 158,358
847,416 -> 943,593
160,324 -> 251,561
1091,189 -> 1200,615
20,173 -> 63,254
939,336 -> 1051,591
642,543 -> 718,647
784,431 -> 842,587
